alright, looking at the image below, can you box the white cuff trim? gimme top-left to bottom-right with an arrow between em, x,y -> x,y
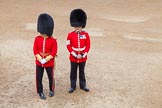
71,51 -> 77,57
66,40 -> 70,45
82,52 -> 87,58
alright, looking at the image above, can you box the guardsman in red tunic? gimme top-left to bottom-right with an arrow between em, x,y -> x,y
33,13 -> 57,99
66,9 -> 91,93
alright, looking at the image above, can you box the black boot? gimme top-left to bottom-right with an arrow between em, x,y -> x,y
81,87 -> 89,92
68,88 -> 75,93
38,93 -> 46,100
49,91 -> 55,97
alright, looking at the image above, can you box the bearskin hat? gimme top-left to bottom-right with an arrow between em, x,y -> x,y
70,9 -> 87,28
37,13 -> 54,36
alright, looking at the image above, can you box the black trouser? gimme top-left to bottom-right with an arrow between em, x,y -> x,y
36,65 -> 55,93
70,61 -> 86,89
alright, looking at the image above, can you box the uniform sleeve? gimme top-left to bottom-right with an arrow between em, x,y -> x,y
33,37 -> 39,55
50,39 -> 57,57
66,33 -> 73,53
84,33 -> 90,53
66,33 -> 77,57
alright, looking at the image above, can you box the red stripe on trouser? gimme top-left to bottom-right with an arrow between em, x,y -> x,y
36,67 -> 38,93
52,67 -> 55,92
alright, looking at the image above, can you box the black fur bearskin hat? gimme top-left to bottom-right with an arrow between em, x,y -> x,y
70,9 -> 87,28
37,13 -> 54,36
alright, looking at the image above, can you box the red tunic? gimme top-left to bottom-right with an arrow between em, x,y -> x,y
33,35 -> 57,67
66,31 -> 90,63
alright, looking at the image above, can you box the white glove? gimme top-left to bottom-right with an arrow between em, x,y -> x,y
40,59 -> 47,64
77,54 -> 82,59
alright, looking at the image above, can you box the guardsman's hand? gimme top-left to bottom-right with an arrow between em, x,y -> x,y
77,54 -> 82,59
35,54 -> 42,61
45,55 -> 53,62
